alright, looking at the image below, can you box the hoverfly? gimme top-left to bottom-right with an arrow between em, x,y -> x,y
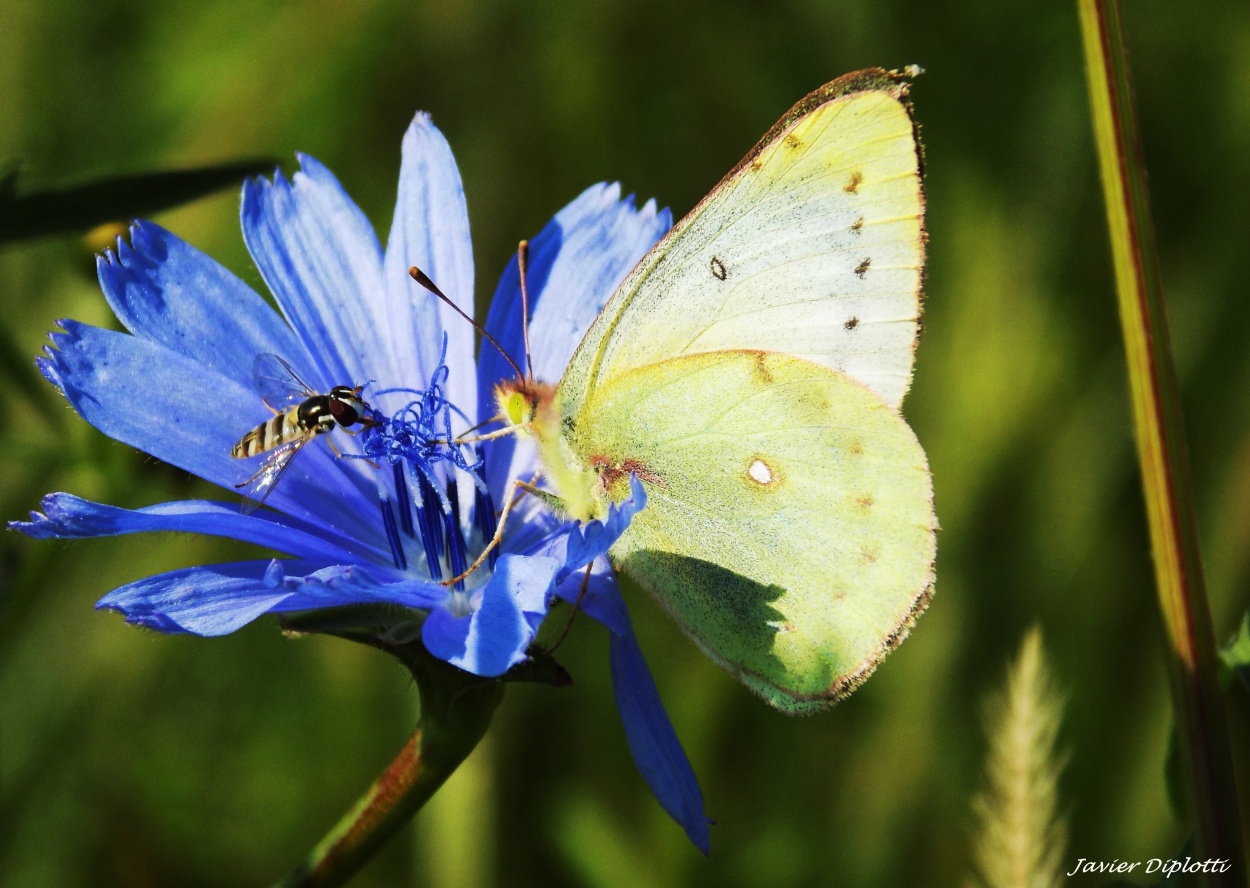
232,354 -> 375,513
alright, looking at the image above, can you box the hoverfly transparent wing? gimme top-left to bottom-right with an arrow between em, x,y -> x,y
235,438 -> 306,515
254,353 -> 316,413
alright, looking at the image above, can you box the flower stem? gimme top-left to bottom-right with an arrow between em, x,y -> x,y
273,631 -> 505,888
1077,0 -> 1245,880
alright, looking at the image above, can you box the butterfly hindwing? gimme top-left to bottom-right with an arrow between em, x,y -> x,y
568,350 -> 935,712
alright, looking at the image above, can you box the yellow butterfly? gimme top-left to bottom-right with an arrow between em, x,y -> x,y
492,68 -> 935,713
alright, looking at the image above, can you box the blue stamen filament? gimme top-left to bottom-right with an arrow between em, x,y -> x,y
414,468 -> 445,581
444,482 -> 469,593
392,462 -> 414,538
473,450 -> 499,568
347,343 -> 503,591
379,497 -> 407,571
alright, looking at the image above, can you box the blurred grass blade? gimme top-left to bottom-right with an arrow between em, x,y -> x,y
0,161 -> 18,199
0,157 -> 275,245
1077,0 -> 1245,881
0,319 -> 64,429
968,627 -> 1067,888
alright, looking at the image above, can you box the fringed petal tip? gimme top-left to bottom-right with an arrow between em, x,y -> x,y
96,602 -> 189,635
8,493 -> 379,566
34,354 -> 63,393
94,562 -> 290,637
603,184 -> 670,228
35,320 -> 82,393
8,492 -> 77,538
292,152 -> 339,187
240,167 -> 287,212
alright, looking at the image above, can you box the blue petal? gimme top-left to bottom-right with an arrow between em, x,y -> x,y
422,553 -> 560,677
12,493 -> 382,564
98,559 -> 445,636
550,549 -> 708,851
609,606 -> 711,854
381,113 -> 477,421
97,220 -> 309,391
39,322 -> 384,546
526,476 -> 646,582
478,184 -> 670,500
560,476 -> 645,577
240,157 -> 386,391
553,555 -> 620,617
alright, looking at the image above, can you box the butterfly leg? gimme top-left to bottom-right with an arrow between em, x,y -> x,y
440,475 -> 551,586
233,461 -> 271,490
545,560 -> 594,654
452,423 -> 522,446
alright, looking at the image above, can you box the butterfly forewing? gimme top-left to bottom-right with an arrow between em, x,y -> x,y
558,69 -> 924,418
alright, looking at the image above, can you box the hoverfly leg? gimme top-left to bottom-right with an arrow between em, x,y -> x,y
234,461 -> 271,490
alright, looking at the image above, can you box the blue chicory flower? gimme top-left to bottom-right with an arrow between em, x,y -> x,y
11,114 -> 709,852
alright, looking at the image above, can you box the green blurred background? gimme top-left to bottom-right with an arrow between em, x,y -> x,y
2,0 -> 1248,885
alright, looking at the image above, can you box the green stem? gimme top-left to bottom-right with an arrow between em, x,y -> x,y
1077,0 -> 1245,880
272,634 -> 505,888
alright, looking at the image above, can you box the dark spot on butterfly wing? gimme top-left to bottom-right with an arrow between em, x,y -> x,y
593,454 -> 666,498
854,258 -> 871,279
710,256 -> 727,281
850,217 -> 864,234
844,171 -> 863,194
844,317 -> 860,331
783,133 -> 802,150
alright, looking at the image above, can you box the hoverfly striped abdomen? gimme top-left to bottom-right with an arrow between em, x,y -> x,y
231,355 -> 375,513
230,408 -> 303,459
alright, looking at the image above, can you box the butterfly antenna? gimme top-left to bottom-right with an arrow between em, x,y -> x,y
517,240 -> 534,382
408,266 -> 524,381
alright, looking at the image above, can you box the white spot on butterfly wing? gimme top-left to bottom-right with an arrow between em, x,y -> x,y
746,457 -> 780,488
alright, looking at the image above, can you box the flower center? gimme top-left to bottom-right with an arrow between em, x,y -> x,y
348,357 -> 497,591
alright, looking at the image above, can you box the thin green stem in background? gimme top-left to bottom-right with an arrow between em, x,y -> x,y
0,158 -> 276,245
1077,0 -> 1245,880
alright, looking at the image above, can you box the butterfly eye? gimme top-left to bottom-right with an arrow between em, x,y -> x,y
497,388 -> 534,427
